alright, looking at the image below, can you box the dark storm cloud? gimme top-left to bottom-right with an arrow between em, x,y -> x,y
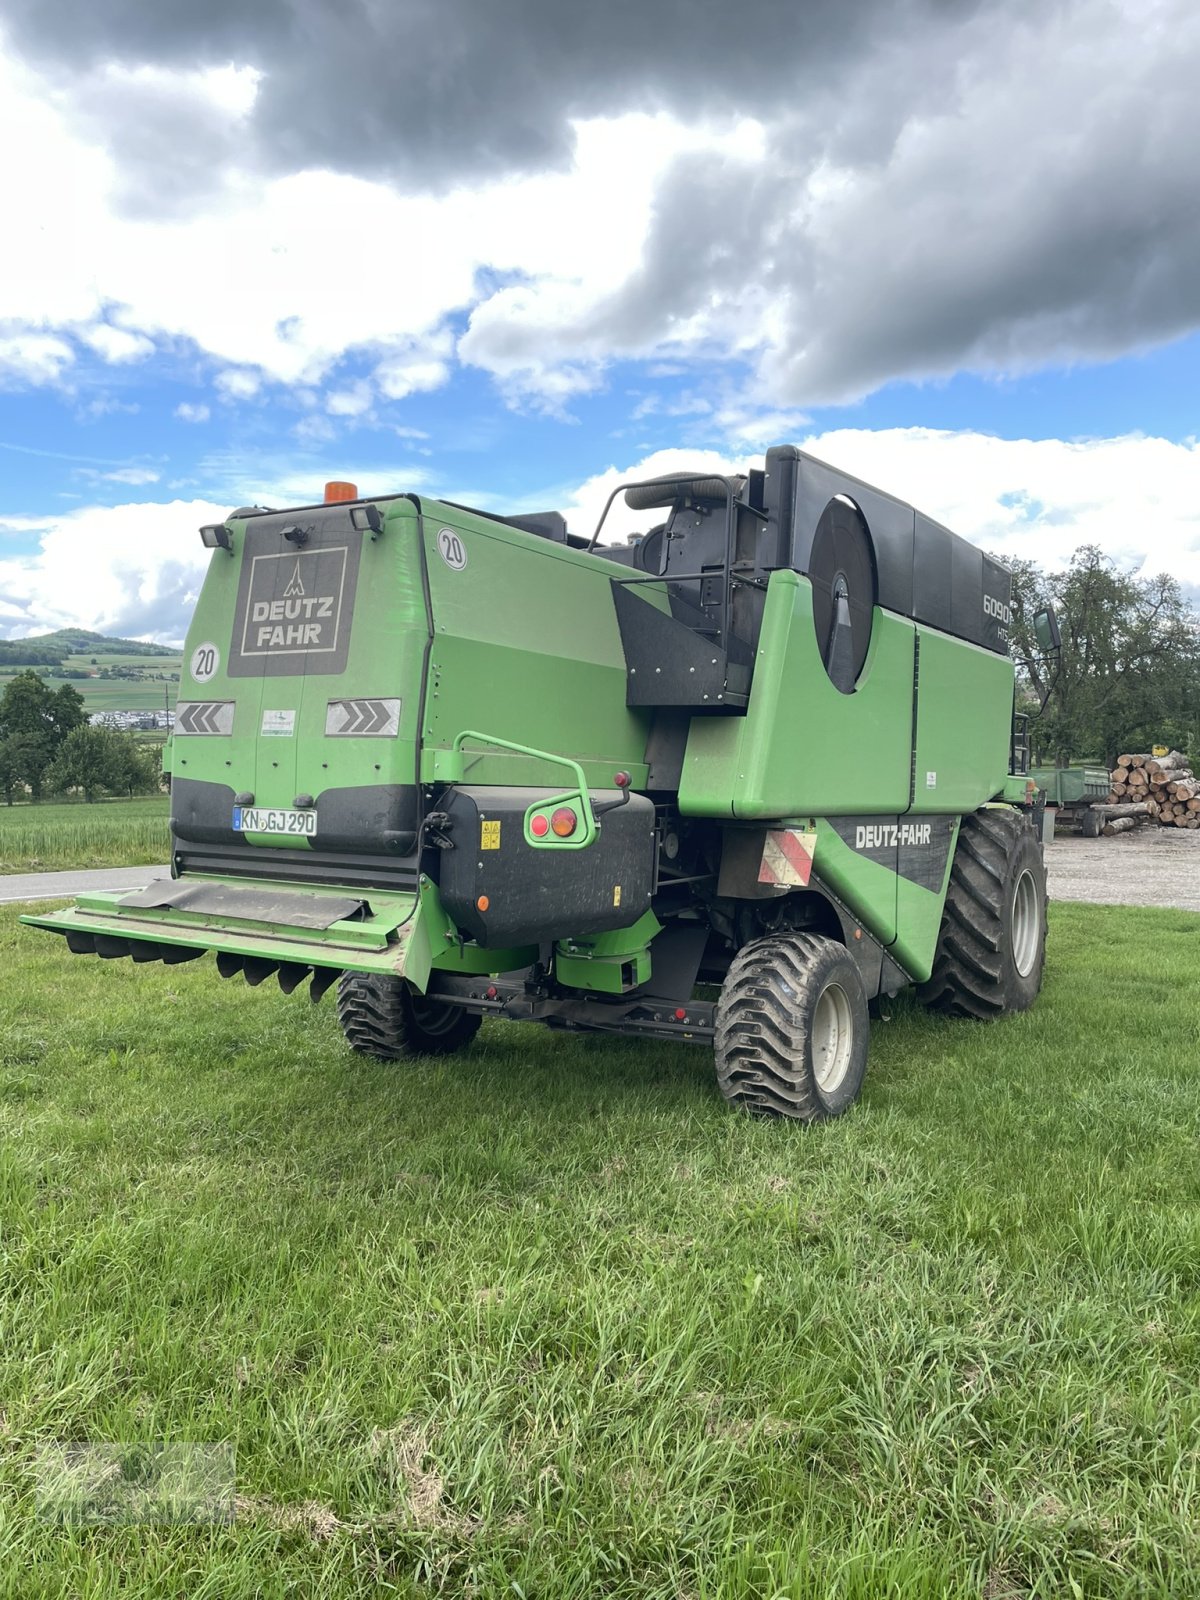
1,0 -> 1007,191
458,0 -> 1200,406
3,0 -> 1196,409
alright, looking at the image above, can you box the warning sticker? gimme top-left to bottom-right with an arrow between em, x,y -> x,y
261,708 -> 296,737
480,819 -> 501,850
758,829 -> 817,888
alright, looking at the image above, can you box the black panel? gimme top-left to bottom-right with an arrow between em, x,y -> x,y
643,711 -> 691,789
312,783 -> 418,853
171,774 -> 418,855
229,505 -> 362,678
173,843 -> 420,893
825,814 -> 957,891
793,455 -> 915,621
503,510 -> 567,542
981,555 -> 1013,652
438,787 -> 656,946
118,880 -> 367,928
788,452 -> 1013,657
761,446 -> 798,573
611,584 -> 746,708
913,513 -> 1013,652
170,775 -> 241,847
912,515 -> 954,635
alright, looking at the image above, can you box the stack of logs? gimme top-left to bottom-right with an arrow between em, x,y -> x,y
1106,751 -> 1200,833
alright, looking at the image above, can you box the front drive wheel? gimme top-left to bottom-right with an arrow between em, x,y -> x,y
714,933 -> 869,1121
918,806 -> 1047,1019
336,974 -> 481,1062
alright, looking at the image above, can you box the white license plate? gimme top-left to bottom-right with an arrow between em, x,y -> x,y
232,806 -> 317,837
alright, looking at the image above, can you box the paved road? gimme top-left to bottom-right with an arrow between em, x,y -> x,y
2,834 -> 1197,916
0,865 -> 168,904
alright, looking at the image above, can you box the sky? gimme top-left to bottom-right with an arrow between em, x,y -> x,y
0,0 -> 1197,644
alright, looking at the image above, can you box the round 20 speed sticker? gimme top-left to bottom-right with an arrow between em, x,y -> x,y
190,641 -> 221,683
436,527 -> 468,570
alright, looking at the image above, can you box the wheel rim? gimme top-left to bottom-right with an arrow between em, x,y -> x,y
812,981 -> 854,1094
409,995 -> 464,1036
1011,867 -> 1041,977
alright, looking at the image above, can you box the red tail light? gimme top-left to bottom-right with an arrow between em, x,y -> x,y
530,813 -> 550,838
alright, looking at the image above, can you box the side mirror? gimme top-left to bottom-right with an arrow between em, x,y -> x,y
1033,606 -> 1061,655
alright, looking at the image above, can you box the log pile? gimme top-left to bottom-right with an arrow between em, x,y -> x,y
1107,751 -> 1200,829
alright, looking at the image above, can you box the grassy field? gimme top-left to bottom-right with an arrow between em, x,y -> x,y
2,901 -> 1199,1597
0,796 -> 169,873
42,676 -> 178,715
64,654 -> 183,673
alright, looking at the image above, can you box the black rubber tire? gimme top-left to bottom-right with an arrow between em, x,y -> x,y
1081,806 -> 1102,839
918,807 -> 1047,1019
714,933 -> 869,1121
336,974 -> 481,1061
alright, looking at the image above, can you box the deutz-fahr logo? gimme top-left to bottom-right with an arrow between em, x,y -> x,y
240,548 -> 348,656
855,822 -> 932,850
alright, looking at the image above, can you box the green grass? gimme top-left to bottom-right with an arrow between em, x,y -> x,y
2,901 -> 1199,1596
0,797 -> 168,873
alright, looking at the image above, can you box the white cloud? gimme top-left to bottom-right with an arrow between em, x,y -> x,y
80,324 -> 154,363
560,430 -> 1200,590
214,369 -> 261,401
174,401 -> 210,424
100,466 -> 160,485
326,380 -> 373,417
0,332 -> 75,387
2,431 -> 1199,647
0,41 -> 762,402
0,498 -> 223,643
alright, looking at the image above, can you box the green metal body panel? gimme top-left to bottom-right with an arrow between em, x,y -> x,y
169,501 -> 428,822
678,570 -> 1012,821
23,874 -> 536,989
910,628 -> 1013,813
804,816 -> 961,980
555,910 -> 662,993
419,509 -> 651,791
679,571 -> 916,818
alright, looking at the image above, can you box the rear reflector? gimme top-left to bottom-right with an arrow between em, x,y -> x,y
551,807 -> 578,838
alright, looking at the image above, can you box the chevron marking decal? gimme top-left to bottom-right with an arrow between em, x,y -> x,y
175,701 -> 235,736
324,697 -> 402,737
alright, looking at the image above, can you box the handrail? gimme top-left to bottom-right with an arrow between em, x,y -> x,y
452,729 -> 598,847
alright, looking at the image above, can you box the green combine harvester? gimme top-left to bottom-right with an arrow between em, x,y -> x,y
25,448 -> 1053,1120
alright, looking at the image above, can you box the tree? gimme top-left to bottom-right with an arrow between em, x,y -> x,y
1002,546 -> 1200,767
46,726 -> 162,803
0,671 -> 87,800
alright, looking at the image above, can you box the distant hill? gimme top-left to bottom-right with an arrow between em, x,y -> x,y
0,629 -> 177,668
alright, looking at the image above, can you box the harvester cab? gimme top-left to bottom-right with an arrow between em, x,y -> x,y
25,446 -> 1048,1121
